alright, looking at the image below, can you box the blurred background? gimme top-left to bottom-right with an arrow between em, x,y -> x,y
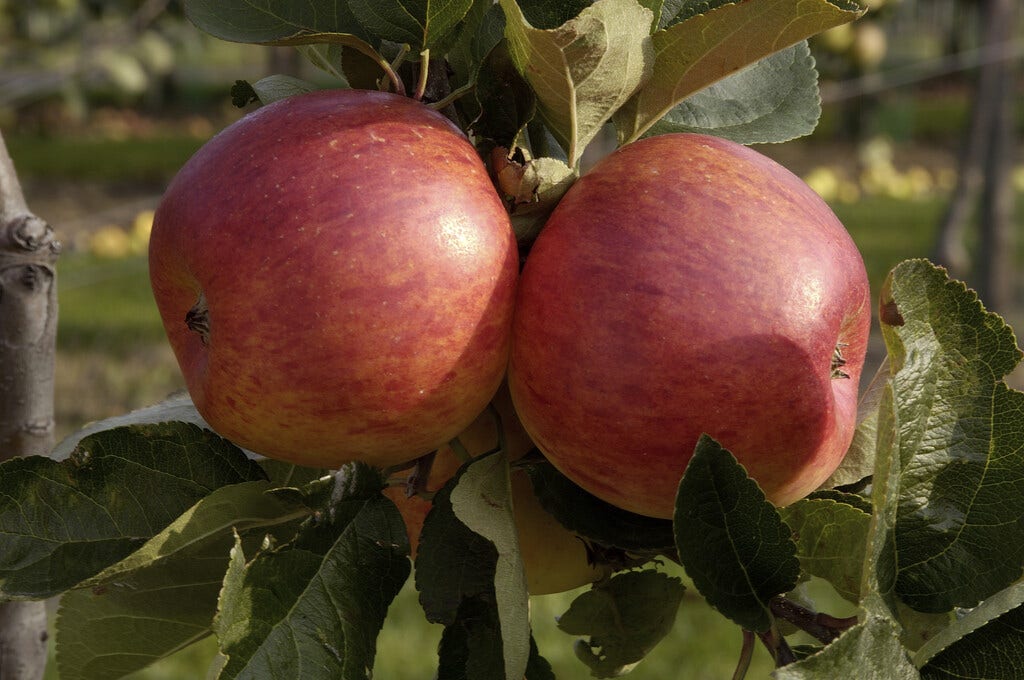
0,0 -> 1021,678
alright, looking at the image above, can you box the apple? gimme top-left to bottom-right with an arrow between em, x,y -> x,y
149,89 -> 519,469
383,385 -> 610,595
508,133 -> 871,519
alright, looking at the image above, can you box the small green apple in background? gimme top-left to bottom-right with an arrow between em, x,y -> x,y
509,133 -> 871,519
149,89 -> 519,469
383,385 -> 610,596
850,21 -> 888,71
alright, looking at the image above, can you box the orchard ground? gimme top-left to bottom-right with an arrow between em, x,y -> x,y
9,96 -> 1024,679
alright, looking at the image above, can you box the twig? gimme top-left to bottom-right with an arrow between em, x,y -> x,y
770,596 -> 858,645
732,630 -> 756,680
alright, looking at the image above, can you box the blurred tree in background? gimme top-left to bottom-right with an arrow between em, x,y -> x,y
0,1 -> 184,122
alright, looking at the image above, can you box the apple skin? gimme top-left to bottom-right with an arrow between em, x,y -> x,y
383,385 -> 609,596
508,133 -> 871,519
149,89 -> 519,469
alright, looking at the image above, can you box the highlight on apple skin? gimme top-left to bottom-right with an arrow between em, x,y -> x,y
509,133 -> 872,520
149,89 -> 519,470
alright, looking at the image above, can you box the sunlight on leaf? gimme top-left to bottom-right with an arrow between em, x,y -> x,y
500,0 -> 654,165
614,0 -> 861,144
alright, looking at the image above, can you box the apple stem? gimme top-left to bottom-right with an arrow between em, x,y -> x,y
448,435 -> 472,463
379,59 -> 406,97
486,401 -> 507,458
427,82 -> 475,111
413,50 -> 430,102
756,624 -> 796,668
405,450 -> 437,498
185,292 -> 210,345
356,41 -> 405,96
732,630 -> 755,680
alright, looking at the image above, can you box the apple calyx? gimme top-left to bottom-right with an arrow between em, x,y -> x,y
185,292 -> 211,345
582,540 -> 647,573
831,342 -> 850,379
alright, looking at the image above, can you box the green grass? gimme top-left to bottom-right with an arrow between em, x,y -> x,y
835,195 -> 945,295
57,253 -> 168,354
6,136 -> 205,182
53,252 -> 185,438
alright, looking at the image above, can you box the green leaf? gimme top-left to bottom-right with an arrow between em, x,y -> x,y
447,0 -> 504,82
450,453 -> 530,680
347,0 -> 476,51
773,614 -> 919,679
861,376 -> 901,620
437,595 -> 505,680
820,361 -> 890,491
82,481 -> 308,586
54,481 -> 308,680
516,0 -> 594,29
297,43 -> 349,82
250,74 -> 321,105
231,80 -> 259,108
415,462 -> 499,626
806,489 -> 873,514
471,39 -> 537,147
436,600 -> 554,680
215,489 -> 410,679
673,435 -> 800,632
524,637 -> 556,680
613,0 -> 862,144
557,570 -> 685,678
500,0 -> 654,165
258,460 -> 331,489
780,497 -> 870,604
641,40 -> 820,144
55,541 -> 223,680
261,32 -> 396,86
916,583 -> 1024,676
181,3 -> 397,92
527,461 -> 675,554
880,259 -> 1024,613
182,0 -> 368,44
418,455 -> 548,680
656,0 -> 858,28
894,600 -> 953,654
50,393 -> 209,460
0,423 -> 264,599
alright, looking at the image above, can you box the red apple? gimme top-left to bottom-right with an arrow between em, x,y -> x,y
383,384 -> 609,595
149,89 -> 519,469
508,133 -> 871,519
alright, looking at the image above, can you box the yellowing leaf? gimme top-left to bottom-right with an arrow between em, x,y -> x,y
614,0 -> 863,144
500,0 -> 654,166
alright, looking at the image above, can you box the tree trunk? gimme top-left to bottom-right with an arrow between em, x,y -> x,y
0,131 -> 60,679
930,0 -> 1006,279
975,0 -> 1017,313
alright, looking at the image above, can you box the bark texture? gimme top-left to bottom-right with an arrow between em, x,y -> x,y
0,131 -> 60,679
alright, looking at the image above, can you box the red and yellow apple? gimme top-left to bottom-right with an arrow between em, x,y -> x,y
149,89 -> 518,469
508,133 -> 871,519
383,386 -> 609,595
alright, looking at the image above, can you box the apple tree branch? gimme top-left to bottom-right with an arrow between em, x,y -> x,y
0,129 -> 60,680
